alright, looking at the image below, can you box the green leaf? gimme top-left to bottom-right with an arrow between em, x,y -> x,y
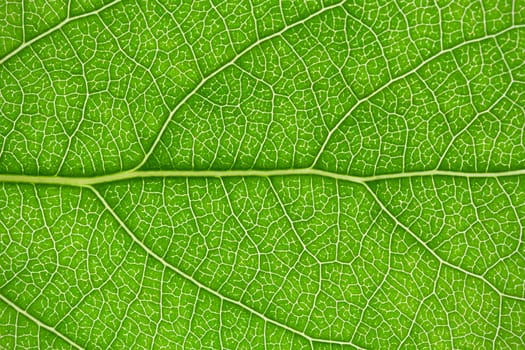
1,0 -> 524,349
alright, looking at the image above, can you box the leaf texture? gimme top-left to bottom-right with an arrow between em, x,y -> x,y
0,0 -> 524,349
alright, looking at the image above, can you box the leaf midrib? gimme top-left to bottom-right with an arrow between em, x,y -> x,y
0,168 -> 523,187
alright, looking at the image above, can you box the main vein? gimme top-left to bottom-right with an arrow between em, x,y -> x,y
0,167 -> 524,187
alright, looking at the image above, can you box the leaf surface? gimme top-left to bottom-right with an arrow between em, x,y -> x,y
1,0 -> 524,349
